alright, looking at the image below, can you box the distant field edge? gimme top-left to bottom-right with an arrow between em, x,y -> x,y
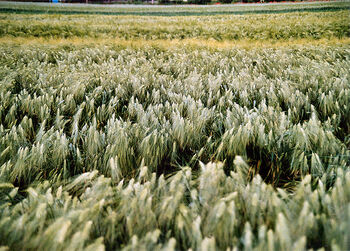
0,5 -> 348,16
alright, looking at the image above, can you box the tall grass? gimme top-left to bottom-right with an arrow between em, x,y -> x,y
0,163 -> 349,250
1,46 -> 349,183
0,45 -> 349,250
0,3 -> 349,249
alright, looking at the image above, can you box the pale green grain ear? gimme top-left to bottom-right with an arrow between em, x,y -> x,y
234,156 -> 249,183
0,183 -> 13,189
267,229 -> 275,251
138,165 -> 150,182
161,238 -> 176,251
276,213 -> 291,250
65,170 -> 98,193
84,238 -> 105,251
292,236 -> 306,251
201,237 -> 216,251
109,157 -> 121,183
191,216 -> 203,250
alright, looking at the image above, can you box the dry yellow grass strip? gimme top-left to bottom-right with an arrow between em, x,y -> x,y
1,37 -> 349,49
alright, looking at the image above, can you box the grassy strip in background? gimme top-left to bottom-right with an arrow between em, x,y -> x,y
0,36 -> 349,49
0,1 -> 349,15
0,11 -> 349,40
0,5 -> 349,16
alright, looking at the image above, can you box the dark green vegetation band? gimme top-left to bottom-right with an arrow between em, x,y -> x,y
0,5 -> 348,16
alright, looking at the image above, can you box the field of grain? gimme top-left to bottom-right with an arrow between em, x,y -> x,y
0,2 -> 349,251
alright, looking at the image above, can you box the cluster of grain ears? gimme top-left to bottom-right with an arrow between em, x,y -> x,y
0,45 -> 349,250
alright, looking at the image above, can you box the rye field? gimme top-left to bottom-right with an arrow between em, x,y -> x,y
0,1 -> 349,250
